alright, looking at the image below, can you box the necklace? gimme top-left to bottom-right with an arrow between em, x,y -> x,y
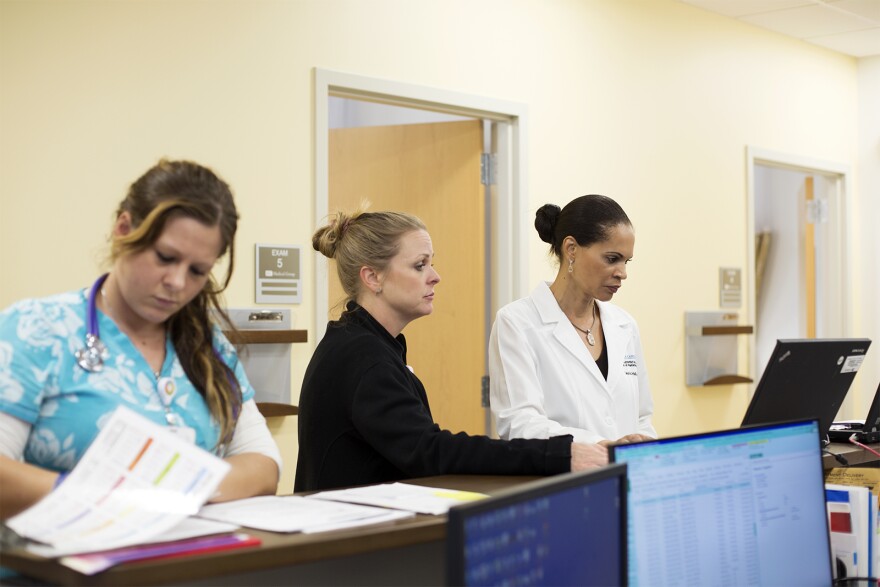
570,303 -> 598,346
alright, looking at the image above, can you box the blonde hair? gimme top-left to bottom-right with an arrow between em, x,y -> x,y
313,207 -> 425,306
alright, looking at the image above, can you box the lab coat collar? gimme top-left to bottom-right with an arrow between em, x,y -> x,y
530,282 -> 633,392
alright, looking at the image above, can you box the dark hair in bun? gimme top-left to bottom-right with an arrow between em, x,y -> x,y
534,194 -> 631,259
534,204 -> 561,245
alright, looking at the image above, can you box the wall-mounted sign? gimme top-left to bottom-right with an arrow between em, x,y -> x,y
255,244 -> 301,304
719,267 -> 741,308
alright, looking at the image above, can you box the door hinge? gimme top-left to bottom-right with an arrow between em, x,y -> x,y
481,153 -> 497,186
806,199 -> 828,224
481,375 -> 490,407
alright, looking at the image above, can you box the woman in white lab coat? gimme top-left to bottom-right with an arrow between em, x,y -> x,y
489,194 -> 657,445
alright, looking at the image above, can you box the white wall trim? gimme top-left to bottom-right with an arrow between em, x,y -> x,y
313,68 -> 529,340
745,146 -> 853,395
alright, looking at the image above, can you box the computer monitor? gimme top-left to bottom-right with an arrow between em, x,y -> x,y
445,464 -> 627,587
829,380 -> 880,443
742,338 -> 871,438
610,419 -> 832,586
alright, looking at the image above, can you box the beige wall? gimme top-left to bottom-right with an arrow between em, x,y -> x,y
1,0 -> 873,492
856,56 -> 880,409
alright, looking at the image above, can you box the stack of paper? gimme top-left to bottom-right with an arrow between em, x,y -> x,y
58,532 -> 260,575
306,482 -> 487,515
6,408 -> 490,576
197,495 -> 414,533
7,406 -> 231,558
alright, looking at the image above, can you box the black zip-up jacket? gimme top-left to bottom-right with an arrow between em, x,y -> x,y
294,303 -> 573,492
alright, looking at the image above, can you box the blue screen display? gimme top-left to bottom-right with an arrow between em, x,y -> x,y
458,474 -> 624,586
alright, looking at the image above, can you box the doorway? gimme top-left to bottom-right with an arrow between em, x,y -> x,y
314,69 -> 530,435
747,147 -> 855,416
329,114 -> 485,434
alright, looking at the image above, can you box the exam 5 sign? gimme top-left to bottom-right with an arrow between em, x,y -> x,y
256,244 -> 301,304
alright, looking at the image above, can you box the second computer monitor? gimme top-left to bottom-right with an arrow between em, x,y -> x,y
446,463 -> 627,587
610,419 -> 832,586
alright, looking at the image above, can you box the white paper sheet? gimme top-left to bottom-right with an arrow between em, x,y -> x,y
306,482 -> 487,515
8,406 -> 231,556
197,494 -> 413,533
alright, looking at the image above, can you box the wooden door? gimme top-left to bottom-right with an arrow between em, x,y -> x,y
804,176 -> 816,338
329,119 -> 486,434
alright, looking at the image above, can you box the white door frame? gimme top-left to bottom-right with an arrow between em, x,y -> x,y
313,68 -> 530,340
746,146 -> 853,395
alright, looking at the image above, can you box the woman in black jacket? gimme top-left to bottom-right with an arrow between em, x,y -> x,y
294,209 -> 607,492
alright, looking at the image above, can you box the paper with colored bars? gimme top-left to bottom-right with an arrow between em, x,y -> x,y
6,405 -> 231,556
306,482 -> 488,515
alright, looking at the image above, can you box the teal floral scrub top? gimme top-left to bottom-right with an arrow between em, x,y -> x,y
0,285 -> 255,472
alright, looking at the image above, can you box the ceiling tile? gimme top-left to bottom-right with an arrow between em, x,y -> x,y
741,4 -> 874,38
808,26 -> 880,57
677,0 -> 813,18
676,0 -> 880,57
831,0 -> 880,22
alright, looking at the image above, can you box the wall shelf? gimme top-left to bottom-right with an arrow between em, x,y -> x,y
702,374 -> 754,385
686,312 -> 754,386
223,311 -> 306,418
256,402 -> 299,418
687,325 -> 754,336
224,329 -> 308,345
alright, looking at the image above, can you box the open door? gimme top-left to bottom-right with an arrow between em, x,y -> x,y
753,166 -> 845,370
749,149 -> 855,417
329,119 -> 486,435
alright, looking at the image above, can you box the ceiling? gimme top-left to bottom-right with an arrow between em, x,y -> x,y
677,0 -> 880,58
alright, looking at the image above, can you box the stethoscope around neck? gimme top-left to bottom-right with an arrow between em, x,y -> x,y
76,273 -> 184,428
75,274 -> 111,373
74,275 -> 239,449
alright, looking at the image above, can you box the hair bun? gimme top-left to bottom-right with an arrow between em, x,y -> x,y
534,204 -> 561,244
312,211 -> 356,259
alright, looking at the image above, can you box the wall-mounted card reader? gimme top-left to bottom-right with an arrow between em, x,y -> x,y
226,308 -> 292,405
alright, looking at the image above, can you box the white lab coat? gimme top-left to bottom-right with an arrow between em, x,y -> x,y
489,282 -> 656,445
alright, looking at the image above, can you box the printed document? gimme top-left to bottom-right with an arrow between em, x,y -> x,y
307,482 -> 487,515
197,494 -> 413,533
7,406 -> 230,556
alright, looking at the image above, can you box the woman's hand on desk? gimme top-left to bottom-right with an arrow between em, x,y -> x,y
209,453 -> 279,503
598,434 -> 654,448
570,443 -> 608,471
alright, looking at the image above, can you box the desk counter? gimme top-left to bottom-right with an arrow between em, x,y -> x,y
824,441 -> 880,469
0,475 -> 539,587
6,445 -> 875,586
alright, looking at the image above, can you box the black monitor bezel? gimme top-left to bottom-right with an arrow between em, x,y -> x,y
861,380 -> 880,433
